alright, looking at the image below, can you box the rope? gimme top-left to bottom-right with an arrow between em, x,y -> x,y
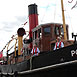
1,15 -> 28,53
40,3 -> 51,23
8,45 -> 15,52
71,1 -> 77,9
22,16 -> 29,28
66,11 -> 74,33
64,1 -> 74,33
68,0 -> 73,3
68,0 -> 77,9
53,0 -> 57,23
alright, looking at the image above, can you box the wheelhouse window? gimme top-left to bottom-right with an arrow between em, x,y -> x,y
60,26 -> 64,35
33,32 -> 35,40
33,29 -> 42,40
38,29 -> 42,38
55,27 -> 59,35
35,31 -> 37,39
44,27 -> 51,34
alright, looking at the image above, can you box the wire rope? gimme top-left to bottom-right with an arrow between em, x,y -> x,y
64,1 -> 74,33
40,2 -> 51,23
53,0 -> 57,23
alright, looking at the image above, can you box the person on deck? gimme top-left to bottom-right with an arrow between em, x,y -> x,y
54,36 -> 64,50
31,43 -> 40,56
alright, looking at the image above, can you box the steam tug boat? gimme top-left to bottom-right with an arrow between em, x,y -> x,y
0,0 -> 77,77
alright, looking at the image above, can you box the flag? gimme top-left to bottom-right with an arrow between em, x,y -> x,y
0,52 -> 3,58
22,22 -> 27,25
24,22 -> 27,25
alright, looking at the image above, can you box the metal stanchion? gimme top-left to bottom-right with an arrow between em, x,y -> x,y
30,56 -> 32,70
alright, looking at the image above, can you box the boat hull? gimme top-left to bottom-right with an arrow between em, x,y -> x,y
0,44 -> 77,76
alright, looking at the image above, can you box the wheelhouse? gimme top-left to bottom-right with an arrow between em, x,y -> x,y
32,23 -> 69,52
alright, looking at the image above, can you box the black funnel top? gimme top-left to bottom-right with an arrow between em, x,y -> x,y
28,4 -> 38,15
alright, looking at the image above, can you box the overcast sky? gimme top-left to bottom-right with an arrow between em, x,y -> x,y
0,0 -> 77,56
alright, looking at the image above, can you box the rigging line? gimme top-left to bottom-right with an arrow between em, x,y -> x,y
63,12 -> 74,34
40,3 -> 50,23
71,1 -> 77,9
65,9 -> 74,33
67,12 -> 74,32
64,1 -> 74,32
24,16 -> 29,22
1,16 -> 28,52
24,34 -> 29,39
29,0 -> 34,4
53,0 -> 57,23
21,16 -> 29,27
1,35 -> 17,52
22,21 -> 28,28
68,0 -> 77,9
8,45 -> 15,52
52,0 -> 57,39
68,0 -> 73,3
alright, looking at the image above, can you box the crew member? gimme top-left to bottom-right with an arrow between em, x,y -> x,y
54,36 -> 64,50
31,44 -> 40,56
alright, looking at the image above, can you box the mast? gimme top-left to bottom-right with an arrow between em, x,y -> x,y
61,0 -> 67,40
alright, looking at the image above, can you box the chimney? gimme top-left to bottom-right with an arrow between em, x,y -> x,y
28,4 -> 38,48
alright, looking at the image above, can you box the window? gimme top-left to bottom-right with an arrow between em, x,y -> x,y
60,26 -> 64,35
38,29 -> 42,38
33,29 -> 42,40
55,27 -> 59,35
35,31 -> 37,39
44,27 -> 51,34
33,32 -> 35,40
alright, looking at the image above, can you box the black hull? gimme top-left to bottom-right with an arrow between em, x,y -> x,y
16,60 -> 77,77
0,44 -> 77,77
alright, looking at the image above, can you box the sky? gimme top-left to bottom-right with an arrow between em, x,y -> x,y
0,0 -> 77,56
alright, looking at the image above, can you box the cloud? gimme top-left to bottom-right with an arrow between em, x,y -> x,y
15,16 -> 28,24
0,15 -> 28,32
